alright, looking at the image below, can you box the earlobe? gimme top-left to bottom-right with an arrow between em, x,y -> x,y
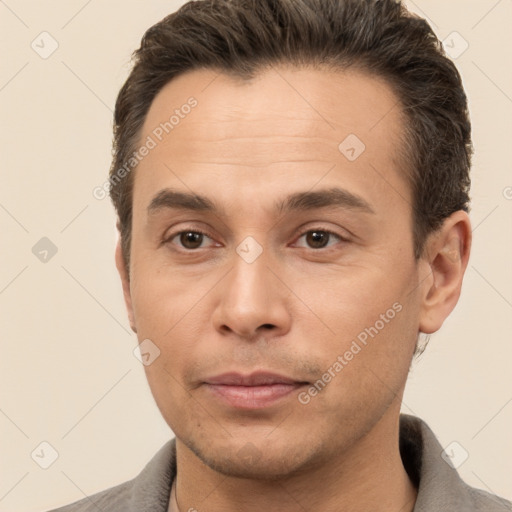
418,211 -> 472,334
115,240 -> 137,333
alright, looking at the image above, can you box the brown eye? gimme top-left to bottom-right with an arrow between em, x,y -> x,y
294,229 -> 344,250
305,231 -> 331,249
165,228 -> 219,252
176,231 -> 207,249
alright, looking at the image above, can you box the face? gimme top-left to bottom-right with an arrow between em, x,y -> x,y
122,66 -> 427,478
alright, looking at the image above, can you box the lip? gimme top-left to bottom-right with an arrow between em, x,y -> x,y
203,372 -> 308,409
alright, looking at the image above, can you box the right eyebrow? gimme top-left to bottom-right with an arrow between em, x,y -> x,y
147,189 -> 218,215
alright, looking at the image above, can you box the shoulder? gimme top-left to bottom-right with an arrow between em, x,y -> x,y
465,486 -> 512,511
44,479 -> 134,512
399,415 -> 511,512
43,439 -> 177,512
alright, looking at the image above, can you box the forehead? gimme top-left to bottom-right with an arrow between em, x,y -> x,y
144,66 -> 403,144
133,66 -> 409,214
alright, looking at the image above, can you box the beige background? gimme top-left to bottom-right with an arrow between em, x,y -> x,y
1,1 -> 511,510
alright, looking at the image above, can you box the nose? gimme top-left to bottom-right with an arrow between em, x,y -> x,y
211,249 -> 292,340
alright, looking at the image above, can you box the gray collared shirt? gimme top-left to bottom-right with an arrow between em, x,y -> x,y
47,414 -> 511,511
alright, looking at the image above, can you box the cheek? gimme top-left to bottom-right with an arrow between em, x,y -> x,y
132,269 -> 211,427
130,250 -> 207,334
300,299 -> 418,435
291,258 -> 416,338
293,261 -> 420,395
129,260 -> 219,388
335,297 -> 418,401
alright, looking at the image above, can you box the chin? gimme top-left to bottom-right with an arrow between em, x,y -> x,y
184,435 -> 321,480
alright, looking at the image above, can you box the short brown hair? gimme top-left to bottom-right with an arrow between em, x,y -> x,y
110,0 -> 472,268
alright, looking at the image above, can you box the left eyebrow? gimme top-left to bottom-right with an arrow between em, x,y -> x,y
277,187 -> 375,215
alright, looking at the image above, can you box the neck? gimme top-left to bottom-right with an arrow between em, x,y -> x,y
173,408 -> 417,512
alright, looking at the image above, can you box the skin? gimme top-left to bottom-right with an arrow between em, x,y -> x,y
115,66 -> 471,512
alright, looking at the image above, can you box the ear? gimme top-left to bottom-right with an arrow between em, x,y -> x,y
115,239 -> 137,333
418,210 -> 472,334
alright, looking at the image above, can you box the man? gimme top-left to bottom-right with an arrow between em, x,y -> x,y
49,0 -> 511,511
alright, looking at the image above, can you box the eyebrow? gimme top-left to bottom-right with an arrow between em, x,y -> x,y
277,187 -> 375,215
147,187 -> 375,216
148,189 -> 216,214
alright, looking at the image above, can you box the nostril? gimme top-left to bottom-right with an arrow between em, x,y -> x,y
260,323 -> 275,330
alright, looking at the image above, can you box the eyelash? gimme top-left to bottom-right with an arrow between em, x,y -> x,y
164,227 -> 347,251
